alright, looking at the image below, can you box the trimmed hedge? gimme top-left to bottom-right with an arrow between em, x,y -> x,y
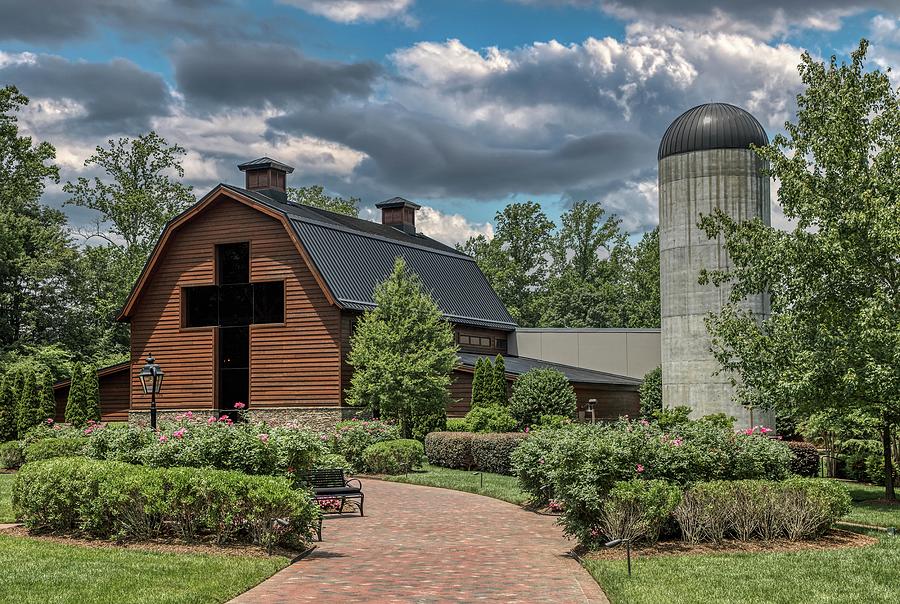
13,457 -> 319,551
471,433 -> 529,475
785,441 -> 820,477
464,405 -> 518,433
24,437 -> 88,463
425,432 -> 474,469
0,440 -> 24,469
362,439 -> 424,474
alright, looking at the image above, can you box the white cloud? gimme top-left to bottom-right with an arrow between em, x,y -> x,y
361,205 -> 493,246
279,0 -> 416,24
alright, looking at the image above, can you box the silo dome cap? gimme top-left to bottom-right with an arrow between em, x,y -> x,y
658,103 -> 768,161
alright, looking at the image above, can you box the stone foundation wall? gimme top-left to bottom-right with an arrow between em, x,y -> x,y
128,406 -> 367,430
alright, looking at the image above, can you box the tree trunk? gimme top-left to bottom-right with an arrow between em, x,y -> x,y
883,420 -> 896,501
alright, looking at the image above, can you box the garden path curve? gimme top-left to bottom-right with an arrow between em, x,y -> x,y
231,478 -> 609,603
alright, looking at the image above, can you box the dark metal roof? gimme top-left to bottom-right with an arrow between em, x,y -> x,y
458,353 -> 642,387
223,184 -> 517,330
238,157 -> 295,173
658,103 -> 768,161
376,196 -> 421,210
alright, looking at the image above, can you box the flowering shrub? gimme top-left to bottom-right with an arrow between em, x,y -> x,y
470,433 -> 529,475
23,437 -> 88,463
21,420 -> 81,445
362,439 -> 425,474
325,419 -> 400,471
13,457 -> 319,552
595,480 -> 682,546
86,424 -> 154,464
508,368 -> 577,427
424,431 -> 474,469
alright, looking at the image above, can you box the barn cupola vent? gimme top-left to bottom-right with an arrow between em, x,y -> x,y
237,157 -> 294,203
375,197 -> 421,235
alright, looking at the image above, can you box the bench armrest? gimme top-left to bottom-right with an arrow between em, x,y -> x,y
345,478 -> 362,490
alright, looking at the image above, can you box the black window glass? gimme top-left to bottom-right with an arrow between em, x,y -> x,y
219,283 -> 253,326
217,242 -> 249,284
219,326 -> 249,368
184,285 -> 218,327
253,281 -> 284,324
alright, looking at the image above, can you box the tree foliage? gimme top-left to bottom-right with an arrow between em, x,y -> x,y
287,185 -> 359,217
347,257 -> 459,439
460,200 -> 659,328
16,364 -> 55,437
489,354 -> 508,407
471,357 -> 490,409
639,366 -> 662,419
700,40 -> 900,499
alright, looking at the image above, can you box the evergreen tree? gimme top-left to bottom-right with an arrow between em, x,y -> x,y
490,354 -> 508,407
0,369 -> 19,441
65,362 -> 100,426
347,257 -> 458,439
17,365 -> 54,436
471,357 -> 492,409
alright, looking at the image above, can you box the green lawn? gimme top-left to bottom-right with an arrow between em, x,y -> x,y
585,535 -> 900,604
380,463 -> 529,505
842,482 -> 900,528
0,473 -> 15,522
0,534 -> 289,604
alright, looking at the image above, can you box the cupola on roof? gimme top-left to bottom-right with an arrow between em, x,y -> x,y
658,103 -> 768,161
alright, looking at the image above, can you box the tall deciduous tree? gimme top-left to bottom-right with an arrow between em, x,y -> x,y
347,257 -> 458,439
701,40 -> 900,500
287,185 -> 360,217
622,228 -> 660,328
64,132 -> 195,357
0,86 -> 75,350
460,202 -> 555,326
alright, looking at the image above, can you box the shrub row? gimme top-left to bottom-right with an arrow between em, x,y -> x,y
362,439 -> 424,474
424,432 -> 527,475
24,437 -> 88,463
512,420 -> 794,505
13,457 -> 320,551
583,477 -> 850,547
325,419 -> 401,472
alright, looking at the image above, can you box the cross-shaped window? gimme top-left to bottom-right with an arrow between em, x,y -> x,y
182,242 -> 285,412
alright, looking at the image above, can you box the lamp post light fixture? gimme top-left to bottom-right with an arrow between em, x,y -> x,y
587,399 -> 597,424
605,538 -> 632,576
138,353 -> 164,430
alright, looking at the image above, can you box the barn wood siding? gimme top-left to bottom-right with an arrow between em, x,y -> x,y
454,325 -> 511,356
574,384 -> 640,421
128,196 -> 341,412
53,365 -> 130,422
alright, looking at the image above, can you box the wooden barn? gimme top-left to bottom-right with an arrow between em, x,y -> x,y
114,158 -> 641,427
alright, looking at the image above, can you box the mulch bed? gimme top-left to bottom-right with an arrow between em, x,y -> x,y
580,529 -> 876,561
0,525 -> 304,559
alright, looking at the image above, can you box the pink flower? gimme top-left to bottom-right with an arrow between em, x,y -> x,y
760,427 -> 772,434
636,464 -> 645,473
744,428 -> 754,436
185,411 -> 193,419
207,417 -> 216,425
46,418 -> 54,425
53,425 -> 61,431
234,402 -> 246,410
158,434 -> 168,443
320,434 -> 329,441
173,428 -> 186,439
639,419 -> 649,427
538,457 -> 545,465
83,428 -> 93,435
258,433 -> 269,443
218,414 -> 230,422
672,438 -> 683,447
524,427 -> 530,433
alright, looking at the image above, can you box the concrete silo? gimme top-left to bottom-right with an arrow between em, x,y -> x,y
658,103 -> 774,430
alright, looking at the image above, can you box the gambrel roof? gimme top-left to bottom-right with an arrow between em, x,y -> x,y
119,184 -> 517,331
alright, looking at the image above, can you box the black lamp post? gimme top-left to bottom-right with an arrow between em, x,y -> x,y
138,353 -> 164,429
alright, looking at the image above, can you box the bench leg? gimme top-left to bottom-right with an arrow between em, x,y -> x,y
358,493 -> 364,517
317,516 -> 323,542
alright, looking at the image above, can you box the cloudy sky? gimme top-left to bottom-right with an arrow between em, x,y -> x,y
2,1 -> 899,244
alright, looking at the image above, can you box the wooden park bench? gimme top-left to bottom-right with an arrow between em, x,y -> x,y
297,469 -> 364,540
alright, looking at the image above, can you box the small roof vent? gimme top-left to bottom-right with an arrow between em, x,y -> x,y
375,196 -> 421,236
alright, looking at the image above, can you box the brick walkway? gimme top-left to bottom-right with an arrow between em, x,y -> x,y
232,479 -> 608,603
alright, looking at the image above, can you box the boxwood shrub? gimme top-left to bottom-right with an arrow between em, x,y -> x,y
23,437 -> 88,463
464,405 -> 518,433
0,440 -> 24,469
424,432 -> 474,469
13,457 -> 319,551
785,441 -> 820,477
471,433 -> 529,475
362,439 -> 424,474
326,419 -> 400,471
